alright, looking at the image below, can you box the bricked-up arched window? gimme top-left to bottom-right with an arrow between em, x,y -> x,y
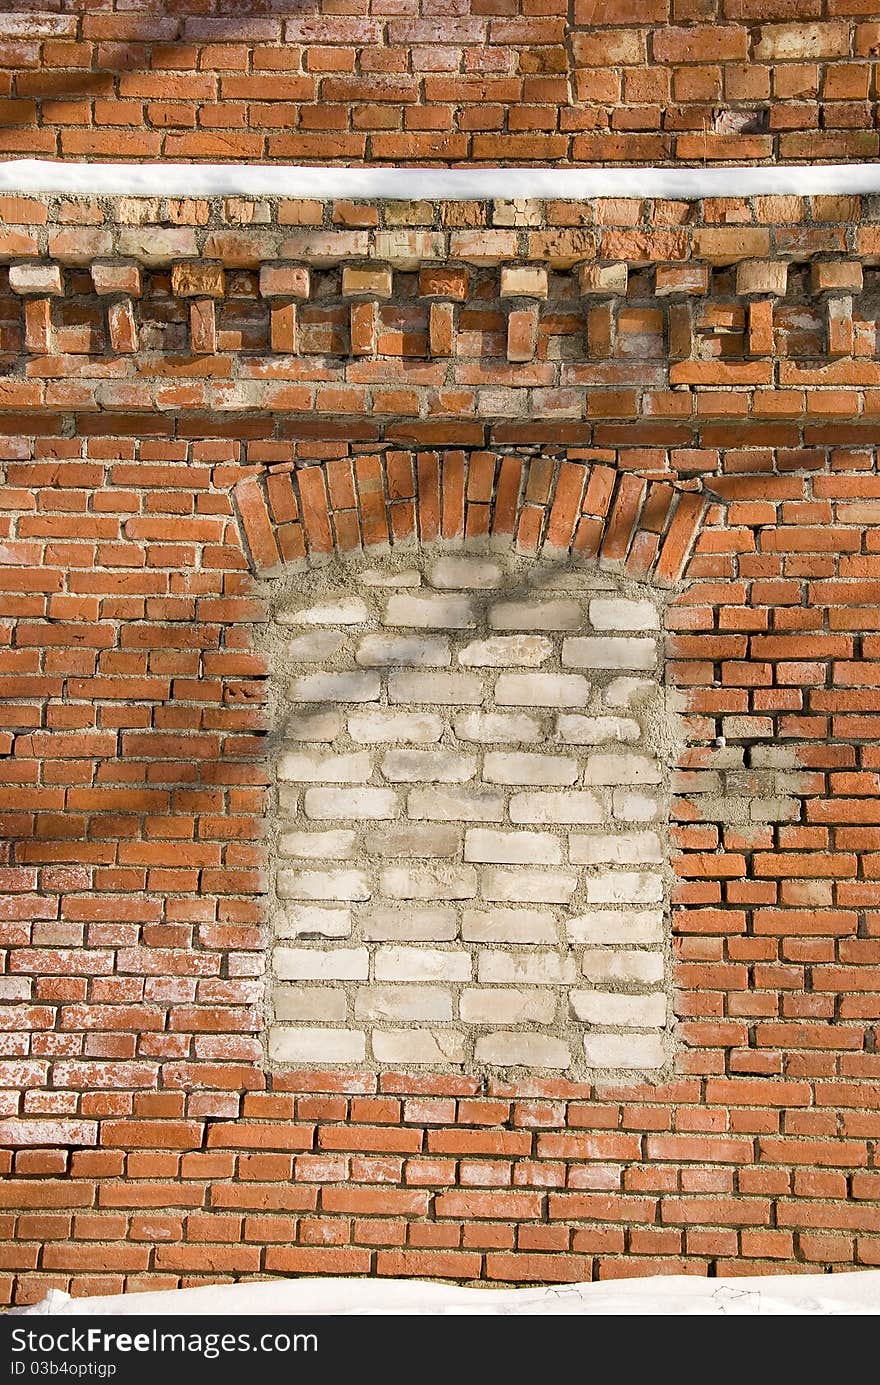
244,445 -> 705,1080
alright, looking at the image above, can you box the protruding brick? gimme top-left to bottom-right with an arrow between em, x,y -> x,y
9,263 -> 63,296
23,297 -> 52,353
91,262 -> 142,298
507,307 -> 539,363
107,299 -> 138,354
578,263 -> 628,297
748,299 -> 775,357
350,300 -> 377,356
736,260 -> 789,298
429,301 -> 455,357
270,302 -> 298,354
667,302 -> 693,361
189,299 -> 217,354
587,301 -> 614,360
827,296 -> 854,358
811,261 -> 863,296
500,265 -> 548,299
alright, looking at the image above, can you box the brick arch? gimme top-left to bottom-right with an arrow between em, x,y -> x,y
232,449 -> 708,587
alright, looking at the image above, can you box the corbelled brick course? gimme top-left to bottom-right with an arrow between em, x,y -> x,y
0,194 -> 879,433
1,187 -> 880,1300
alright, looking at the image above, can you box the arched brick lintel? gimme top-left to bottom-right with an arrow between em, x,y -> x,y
232,452 -> 709,589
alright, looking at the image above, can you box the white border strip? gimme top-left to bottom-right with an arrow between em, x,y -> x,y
2,159 -> 880,199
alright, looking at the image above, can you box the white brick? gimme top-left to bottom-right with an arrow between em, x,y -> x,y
566,909 -> 664,945
273,985 -> 347,1022
379,862 -> 477,900
585,752 -> 662,786
9,263 -> 64,296
570,989 -> 666,1028
384,592 -> 475,629
612,788 -> 662,821
277,869 -> 371,902
750,745 -> 800,769
588,597 -> 660,631
359,568 -> 421,588
304,787 -> 398,820
458,635 -> 552,668
490,599 -> 581,631
285,631 -> 346,662
464,828 -> 562,865
452,710 -> 543,743
429,556 -> 502,588
278,750 -> 372,783
408,786 -> 505,822
495,672 -> 591,709
274,946 -> 369,980
461,907 -> 557,943
481,866 -> 578,904
275,905 -> 351,939
363,824 -> 461,858
374,946 -> 472,982
483,751 -> 578,785
581,949 -> 664,985
269,1026 -> 365,1064
372,1029 -> 467,1064
478,950 -> 577,984
459,988 -> 556,1024
355,985 -> 453,1022
356,633 -> 451,667
555,714 -> 641,745
277,595 -> 369,625
603,676 -> 657,708
360,906 -> 458,942
582,1032 -> 665,1070
509,790 -> 604,825
348,709 -> 443,744
474,1033 -> 570,1069
388,672 -> 484,705
0,1119 -> 97,1148
583,871 -> 663,905
282,710 -> 343,741
380,749 -> 477,783
290,672 -> 380,703
278,829 -> 356,859
562,637 -> 657,671
751,796 -> 799,823
569,830 -> 663,865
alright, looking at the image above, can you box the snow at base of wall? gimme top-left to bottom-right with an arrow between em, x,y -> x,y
2,160 -> 880,200
12,1272 -> 880,1317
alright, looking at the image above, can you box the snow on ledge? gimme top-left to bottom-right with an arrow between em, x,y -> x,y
2,160 -> 880,200
13,1272 -> 880,1317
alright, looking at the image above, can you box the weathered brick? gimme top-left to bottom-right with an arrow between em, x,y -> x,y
8,263 -> 63,296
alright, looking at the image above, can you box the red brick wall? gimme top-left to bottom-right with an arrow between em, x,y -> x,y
3,187 -> 880,1297
0,3 -> 877,164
